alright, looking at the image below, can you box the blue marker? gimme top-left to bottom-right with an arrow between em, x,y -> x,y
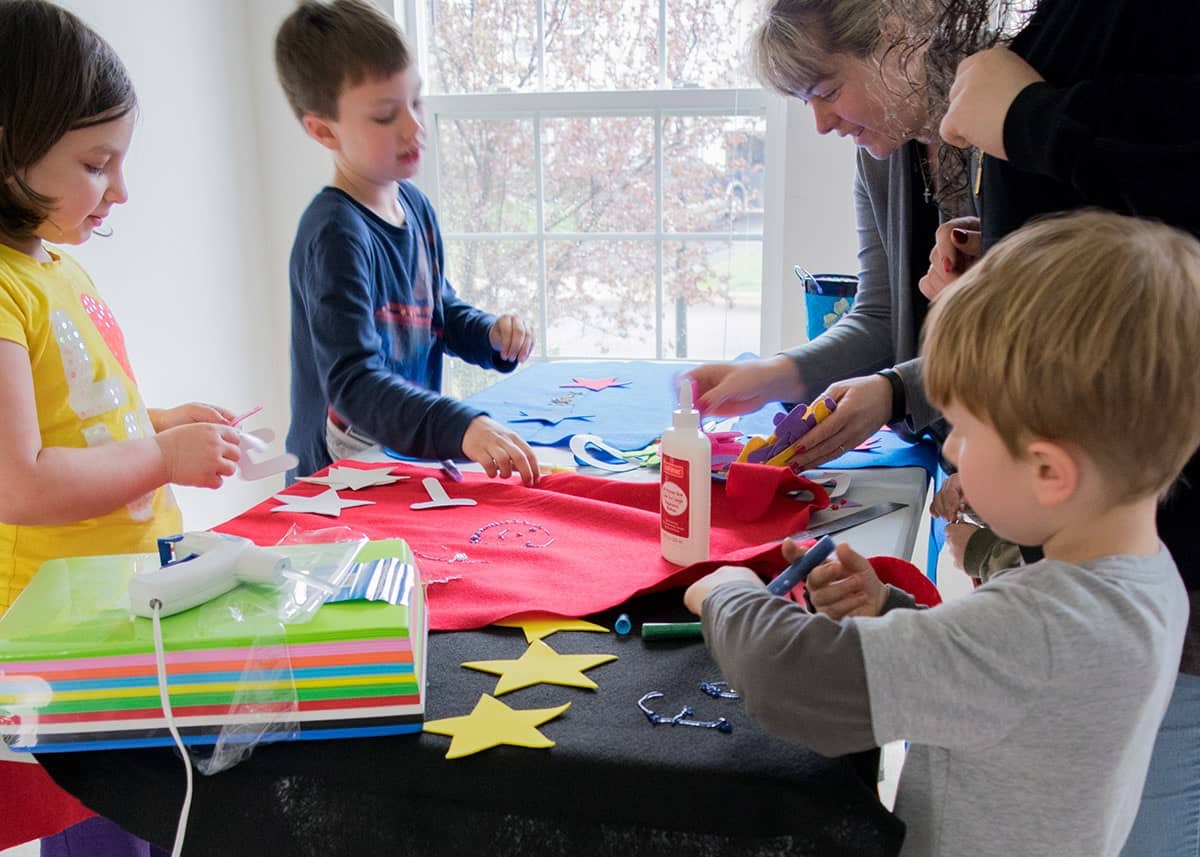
765,535 -> 836,596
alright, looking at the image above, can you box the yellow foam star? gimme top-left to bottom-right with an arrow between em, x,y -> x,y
462,638 -> 618,695
493,612 -> 611,643
423,694 -> 571,759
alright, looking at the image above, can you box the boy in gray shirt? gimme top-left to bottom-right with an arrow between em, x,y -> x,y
685,211 -> 1200,857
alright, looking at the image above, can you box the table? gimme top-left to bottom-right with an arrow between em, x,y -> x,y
36,361 -> 931,856
39,586 -> 905,856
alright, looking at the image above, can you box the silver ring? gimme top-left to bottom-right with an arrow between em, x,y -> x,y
837,443 -> 845,455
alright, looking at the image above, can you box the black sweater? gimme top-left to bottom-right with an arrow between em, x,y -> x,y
980,0 -> 1200,597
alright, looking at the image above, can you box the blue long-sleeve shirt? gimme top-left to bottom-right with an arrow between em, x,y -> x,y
286,183 -> 515,476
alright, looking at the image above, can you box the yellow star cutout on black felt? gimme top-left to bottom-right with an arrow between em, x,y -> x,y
493,612 -> 610,643
423,693 -> 571,759
462,638 -> 618,695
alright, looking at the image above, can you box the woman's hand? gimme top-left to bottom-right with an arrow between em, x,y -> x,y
941,47 -> 1044,159
920,217 -> 982,301
782,374 -> 892,472
688,355 -> 800,417
149,402 -> 235,433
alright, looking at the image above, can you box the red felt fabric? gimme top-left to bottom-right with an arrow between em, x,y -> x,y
867,555 -> 942,607
0,761 -> 93,849
217,462 -> 830,631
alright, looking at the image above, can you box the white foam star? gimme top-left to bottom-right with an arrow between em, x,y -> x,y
270,488 -> 375,517
296,466 -> 408,492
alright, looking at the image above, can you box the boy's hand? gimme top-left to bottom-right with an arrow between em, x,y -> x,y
149,402 -> 236,433
920,217 -> 982,301
684,565 -> 763,615
941,47 -> 1044,159
489,314 -> 536,363
462,415 -> 541,485
799,541 -> 887,619
154,423 -> 241,489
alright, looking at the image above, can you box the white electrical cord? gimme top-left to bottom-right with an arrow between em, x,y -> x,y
151,600 -> 193,857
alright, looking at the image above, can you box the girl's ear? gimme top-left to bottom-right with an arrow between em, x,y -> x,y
301,114 -> 340,152
1026,439 -> 1078,508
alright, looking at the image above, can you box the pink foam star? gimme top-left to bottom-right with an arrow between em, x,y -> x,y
559,377 -> 631,392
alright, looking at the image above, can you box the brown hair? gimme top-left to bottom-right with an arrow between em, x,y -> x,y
0,0 -> 137,242
275,0 -> 412,121
923,210 -> 1200,501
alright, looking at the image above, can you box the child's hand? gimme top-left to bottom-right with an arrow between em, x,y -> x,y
684,565 -> 763,615
462,415 -> 541,485
489,314 -> 536,363
930,473 -> 966,521
798,541 -> 887,619
944,522 -> 980,573
153,423 -> 242,489
150,402 -> 236,432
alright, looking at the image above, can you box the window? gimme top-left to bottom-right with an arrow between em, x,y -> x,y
401,0 -> 770,392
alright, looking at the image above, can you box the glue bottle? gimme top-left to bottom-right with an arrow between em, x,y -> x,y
660,380 -> 711,565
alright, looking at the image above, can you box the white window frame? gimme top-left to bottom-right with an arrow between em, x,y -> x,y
393,0 -> 860,360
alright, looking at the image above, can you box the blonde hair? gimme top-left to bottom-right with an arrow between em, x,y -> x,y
752,0 -> 886,97
923,210 -> 1200,501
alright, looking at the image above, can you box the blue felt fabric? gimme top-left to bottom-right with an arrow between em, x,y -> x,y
462,360 -> 699,451
464,360 -> 940,478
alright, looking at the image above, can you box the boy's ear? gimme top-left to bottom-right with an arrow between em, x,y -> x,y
301,114 -> 341,152
1026,439 -> 1078,508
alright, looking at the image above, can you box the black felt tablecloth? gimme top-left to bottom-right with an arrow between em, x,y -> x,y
38,589 -> 904,856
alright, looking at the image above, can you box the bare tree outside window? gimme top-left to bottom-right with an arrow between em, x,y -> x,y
411,0 -> 767,395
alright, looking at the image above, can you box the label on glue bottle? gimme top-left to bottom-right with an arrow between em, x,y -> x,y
661,454 -> 691,538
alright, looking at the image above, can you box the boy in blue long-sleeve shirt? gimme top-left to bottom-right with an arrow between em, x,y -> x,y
274,0 -> 539,481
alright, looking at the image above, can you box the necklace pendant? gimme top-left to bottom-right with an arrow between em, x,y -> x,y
923,187 -> 931,204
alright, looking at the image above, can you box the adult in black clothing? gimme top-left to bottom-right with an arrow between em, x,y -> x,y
923,2 -> 1200,855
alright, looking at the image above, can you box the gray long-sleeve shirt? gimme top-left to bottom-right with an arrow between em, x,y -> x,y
702,549 -> 1186,857
783,145 -> 966,433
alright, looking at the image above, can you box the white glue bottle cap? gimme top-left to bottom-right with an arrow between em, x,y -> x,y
674,380 -> 700,429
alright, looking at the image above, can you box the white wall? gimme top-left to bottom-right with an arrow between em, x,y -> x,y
53,0 -> 856,528
59,0 -> 324,530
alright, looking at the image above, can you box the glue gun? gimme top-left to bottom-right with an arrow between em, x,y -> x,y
128,532 -> 291,618
737,395 -> 837,466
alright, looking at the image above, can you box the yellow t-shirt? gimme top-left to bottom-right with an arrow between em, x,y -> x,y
0,244 -> 181,611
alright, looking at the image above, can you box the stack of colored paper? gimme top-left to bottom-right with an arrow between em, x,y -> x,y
0,540 -> 425,752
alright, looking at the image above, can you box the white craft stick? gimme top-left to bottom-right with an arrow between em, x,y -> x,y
410,476 -> 477,510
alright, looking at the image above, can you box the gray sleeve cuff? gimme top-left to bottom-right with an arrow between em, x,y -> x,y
894,357 -> 941,433
880,584 -> 919,614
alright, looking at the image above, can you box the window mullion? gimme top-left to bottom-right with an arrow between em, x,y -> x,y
656,0 -> 667,359
534,113 -> 548,360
